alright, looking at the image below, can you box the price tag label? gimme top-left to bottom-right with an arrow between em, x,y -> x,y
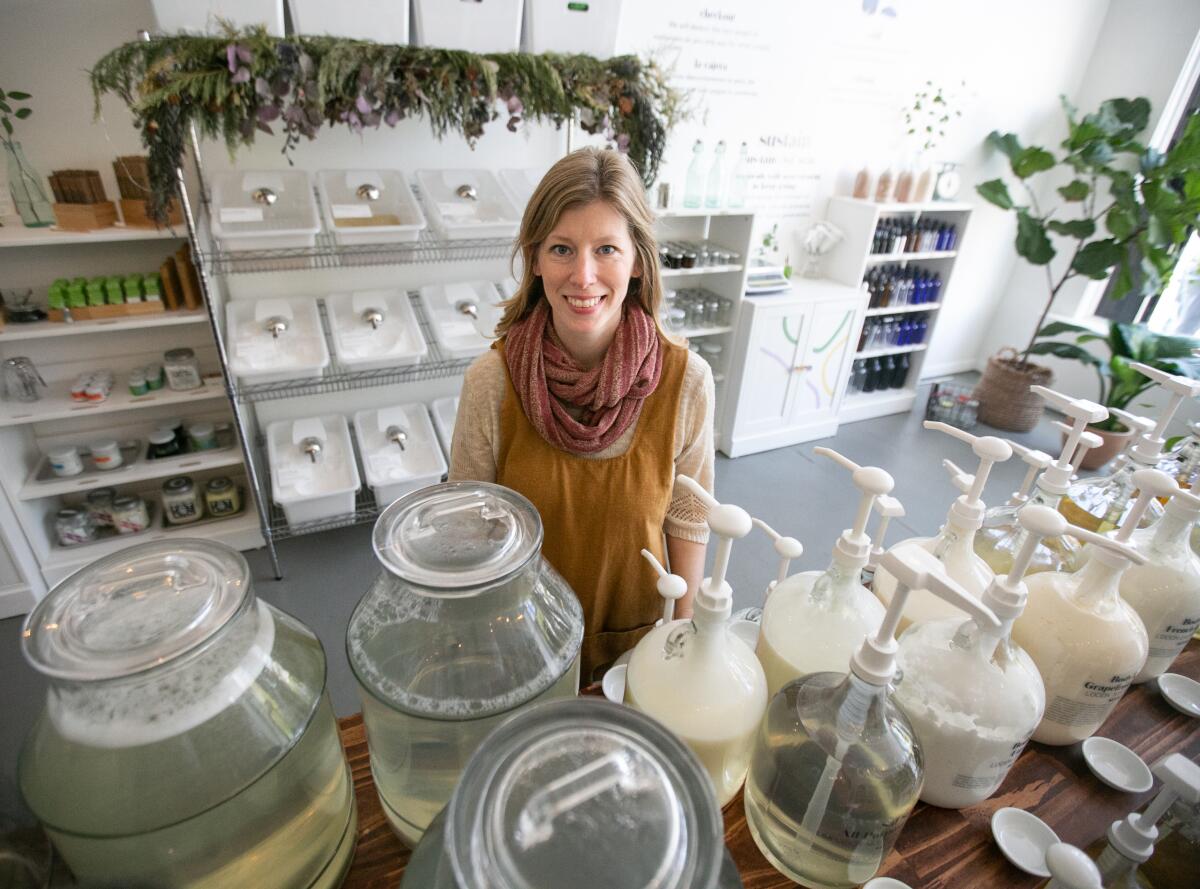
331,203 -> 374,219
436,202 -> 479,219
219,207 -> 265,224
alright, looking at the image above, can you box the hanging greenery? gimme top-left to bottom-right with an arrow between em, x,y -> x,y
90,28 -> 684,221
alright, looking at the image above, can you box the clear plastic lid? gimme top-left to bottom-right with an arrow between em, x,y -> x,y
22,539 -> 251,681
449,699 -> 723,889
372,481 -> 542,594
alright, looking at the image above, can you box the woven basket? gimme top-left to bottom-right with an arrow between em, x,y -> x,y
974,347 -> 1054,432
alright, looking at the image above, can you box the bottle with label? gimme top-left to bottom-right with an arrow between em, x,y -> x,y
704,140 -> 727,208
755,448 -> 893,697
874,422 -> 1013,631
745,547 -> 995,888
683,140 -> 705,208
976,387 -> 1108,575
1059,363 -> 1200,533
729,141 -> 750,208
1120,485 -> 1200,683
896,505 -> 1065,808
623,475 -> 767,807
1012,471 -> 1175,746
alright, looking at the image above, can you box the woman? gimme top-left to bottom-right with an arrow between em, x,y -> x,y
449,147 -> 715,680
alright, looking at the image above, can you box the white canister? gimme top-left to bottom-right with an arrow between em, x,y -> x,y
89,440 -> 124,472
48,445 -> 84,478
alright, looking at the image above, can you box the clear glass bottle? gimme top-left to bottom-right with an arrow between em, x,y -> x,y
19,540 -> 356,889
684,139 -> 705,208
3,140 -> 54,227
705,140 -> 727,208
1157,419 -> 1200,490
728,141 -> 749,208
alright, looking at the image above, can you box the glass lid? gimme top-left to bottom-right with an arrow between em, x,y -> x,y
22,539 -> 251,681
450,699 -> 723,889
373,481 -> 543,594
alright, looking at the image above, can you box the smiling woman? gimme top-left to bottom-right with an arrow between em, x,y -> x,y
449,147 -> 716,681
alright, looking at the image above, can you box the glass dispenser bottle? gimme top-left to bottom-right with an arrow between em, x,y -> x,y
684,139 -> 706,208
19,540 -> 357,889
1060,362 -> 1200,533
874,421 -> 1013,629
976,386 -> 1108,575
1158,419 -> 1200,489
895,505 -> 1067,808
756,447 -> 892,696
624,475 -> 767,806
347,482 -> 584,846
1013,470 -> 1176,746
745,547 -> 995,889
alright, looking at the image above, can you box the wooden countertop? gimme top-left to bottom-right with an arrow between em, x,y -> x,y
339,644 -> 1200,888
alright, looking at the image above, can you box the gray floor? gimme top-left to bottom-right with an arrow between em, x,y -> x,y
0,374 -> 1063,825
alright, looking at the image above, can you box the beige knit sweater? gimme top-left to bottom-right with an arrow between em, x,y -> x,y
448,348 -> 715,543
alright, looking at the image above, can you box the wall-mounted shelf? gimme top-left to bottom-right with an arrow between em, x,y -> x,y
0,225 -> 184,248
661,264 -> 744,278
864,251 -> 956,264
0,376 -> 227,427
864,302 -> 940,317
679,324 -> 734,339
19,441 -> 243,500
0,310 -> 209,341
854,343 -> 929,360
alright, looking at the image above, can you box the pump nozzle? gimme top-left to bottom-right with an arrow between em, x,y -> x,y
752,518 -> 804,589
1107,407 -> 1156,440
1126,362 -> 1200,465
1115,468 -> 1179,543
981,505 -> 1068,620
1029,385 -> 1109,495
641,549 -> 688,625
1051,422 -> 1104,471
924,421 -> 1012,527
813,447 -> 894,561
868,495 -> 905,570
676,474 -> 751,615
1008,442 -> 1053,505
853,547 -> 1000,685
1106,753 -> 1200,863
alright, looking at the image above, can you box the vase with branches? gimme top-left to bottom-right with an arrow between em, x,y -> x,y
0,88 -> 53,227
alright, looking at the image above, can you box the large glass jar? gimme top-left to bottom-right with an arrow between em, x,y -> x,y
402,698 -> 743,889
18,539 -> 356,889
347,482 -> 584,847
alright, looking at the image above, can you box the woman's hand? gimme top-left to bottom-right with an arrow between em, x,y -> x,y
665,534 -> 706,620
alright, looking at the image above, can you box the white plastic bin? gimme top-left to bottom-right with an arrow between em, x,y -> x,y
415,169 -> 521,241
226,296 -> 330,384
210,171 -> 321,251
412,0 -> 523,52
524,0 -> 623,57
431,396 -> 460,460
316,170 -> 426,245
152,0 -> 285,35
419,281 -> 503,358
326,290 -> 427,371
267,415 -> 361,527
353,404 -> 447,507
497,167 -> 547,214
290,0 -> 409,42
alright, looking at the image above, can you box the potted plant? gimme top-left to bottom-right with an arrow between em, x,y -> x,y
974,96 -> 1200,431
0,88 -> 54,228
1031,319 -> 1200,467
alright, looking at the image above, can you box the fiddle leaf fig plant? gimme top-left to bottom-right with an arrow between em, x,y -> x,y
977,96 -> 1200,364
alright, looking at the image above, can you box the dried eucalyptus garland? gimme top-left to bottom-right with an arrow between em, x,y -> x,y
90,28 -> 683,221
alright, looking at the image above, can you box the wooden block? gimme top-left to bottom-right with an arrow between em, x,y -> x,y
82,303 -> 128,320
175,246 -> 202,310
52,201 -> 118,231
121,197 -> 183,228
159,259 -> 183,310
122,300 -> 166,316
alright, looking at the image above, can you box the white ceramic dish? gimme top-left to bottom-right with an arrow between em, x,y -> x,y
1081,737 -> 1153,793
863,879 -> 912,889
226,296 -> 330,384
991,807 -> 1060,878
1158,672 -> 1200,718
353,404 -> 447,508
327,290 -> 427,371
602,663 -> 627,704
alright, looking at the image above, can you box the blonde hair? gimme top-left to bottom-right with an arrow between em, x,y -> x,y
496,147 -> 670,341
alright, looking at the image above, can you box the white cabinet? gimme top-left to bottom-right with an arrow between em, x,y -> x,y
720,280 -> 865,457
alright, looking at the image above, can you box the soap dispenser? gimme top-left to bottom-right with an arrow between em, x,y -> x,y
755,447 -> 891,696
975,386 -> 1108,576
1013,470 -> 1173,746
1089,754 -> 1200,888
863,494 -> 904,589
873,421 -> 1013,629
1060,362 -> 1200,533
1003,442 -> 1053,508
896,505 -> 1067,808
623,475 -> 768,807
745,546 -> 995,889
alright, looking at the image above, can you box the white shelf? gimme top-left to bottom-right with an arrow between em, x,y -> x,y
837,197 -> 974,213
656,208 -> 753,218
855,343 -> 928,360
864,302 -> 941,317
662,264 -> 744,278
864,251 -> 956,264
839,386 -> 920,423
0,310 -> 209,342
0,375 -> 227,427
679,325 -> 734,338
19,445 -> 243,500
0,224 -> 184,248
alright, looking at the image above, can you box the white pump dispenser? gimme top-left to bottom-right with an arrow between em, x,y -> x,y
755,447 -> 891,696
1006,442 -> 1053,507
744,547 -> 997,888
1093,754 -> 1200,887
1013,470 -> 1169,746
873,421 -> 1012,630
976,386 -> 1108,575
753,518 -> 805,600
864,494 -> 904,587
623,475 -> 768,806
1107,408 -> 1157,471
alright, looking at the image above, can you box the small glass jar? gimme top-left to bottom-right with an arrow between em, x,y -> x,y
163,348 -> 203,391
685,297 -> 705,329
705,298 -> 723,327
188,422 -> 219,451
111,495 -> 151,535
144,364 -> 165,391
55,508 -> 96,547
204,477 -> 241,517
89,440 -> 123,472
664,247 -> 683,269
48,445 -> 83,478
148,428 -> 182,460
665,308 -> 688,332
699,341 -> 724,368
161,417 -> 186,449
85,488 -> 117,528
681,250 -> 698,269
128,369 -> 148,397
717,298 -> 734,326
162,476 -> 203,525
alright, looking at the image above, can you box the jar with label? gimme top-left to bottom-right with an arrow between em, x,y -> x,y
161,417 -> 186,449
48,445 -> 84,478
148,428 -> 182,460
162,476 -> 203,525
188,422 -> 219,451
204,477 -> 241,517
163,349 -> 202,391
144,364 -> 165,391
111,495 -> 151,535
128,369 -> 148,397
55,508 -> 97,547
89,440 -> 123,471
86,488 -> 117,528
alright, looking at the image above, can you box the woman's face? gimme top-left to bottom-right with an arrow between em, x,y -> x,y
533,200 -> 642,351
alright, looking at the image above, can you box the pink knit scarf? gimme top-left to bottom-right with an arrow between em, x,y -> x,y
504,300 -> 663,455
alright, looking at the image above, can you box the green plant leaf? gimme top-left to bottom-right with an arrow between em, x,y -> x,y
0,101 -> 9,113
1072,239 -> 1123,278
1047,219 -> 1096,239
1110,259 -> 1135,300
13,108 -> 30,120
1037,320 -> 1096,338
1057,179 -> 1089,201
1106,205 -> 1137,239
1016,210 -> 1055,264
6,91 -> 31,100
1027,340 -> 1103,366
986,130 -> 1023,160
976,178 -> 1014,209
1013,146 -> 1056,178
1081,140 -> 1114,166
1,119 -> 10,136
1147,213 -> 1172,246
1107,97 -> 1151,132
1109,170 -> 1136,205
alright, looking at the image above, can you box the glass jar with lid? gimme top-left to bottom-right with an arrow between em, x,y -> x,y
18,539 -> 357,888
162,475 -> 203,524
402,698 -> 743,889
347,481 -> 584,847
